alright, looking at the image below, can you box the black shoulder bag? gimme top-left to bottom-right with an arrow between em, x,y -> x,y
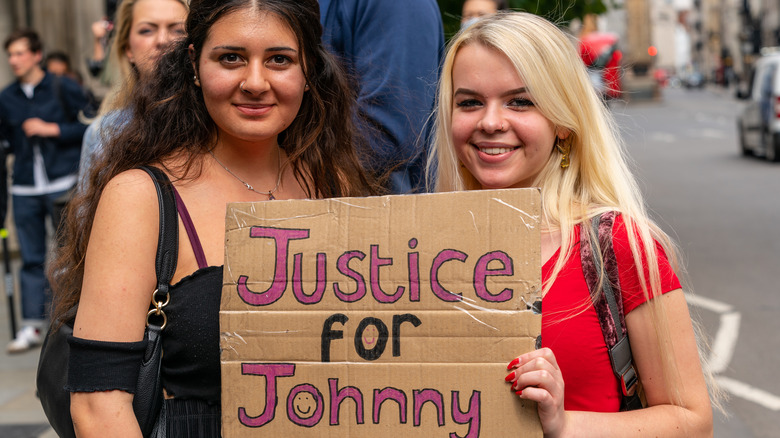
36,166 -> 178,437
580,211 -> 644,411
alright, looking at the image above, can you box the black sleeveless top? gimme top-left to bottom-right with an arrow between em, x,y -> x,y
160,188 -> 223,403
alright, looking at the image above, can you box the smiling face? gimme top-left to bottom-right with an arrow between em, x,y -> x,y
293,392 -> 316,418
451,43 -> 564,190
125,0 -> 187,76
196,9 -> 307,148
362,325 -> 378,349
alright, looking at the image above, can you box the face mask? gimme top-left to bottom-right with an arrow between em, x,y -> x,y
461,17 -> 480,29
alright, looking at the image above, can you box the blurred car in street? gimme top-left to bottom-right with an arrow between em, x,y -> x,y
681,71 -> 705,89
737,48 -> 780,161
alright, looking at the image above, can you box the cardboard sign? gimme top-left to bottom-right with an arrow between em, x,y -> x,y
221,189 -> 543,437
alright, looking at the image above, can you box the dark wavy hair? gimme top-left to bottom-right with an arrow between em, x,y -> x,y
49,0 -> 378,325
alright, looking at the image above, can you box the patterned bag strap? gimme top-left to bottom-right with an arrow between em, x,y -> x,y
580,211 -> 643,410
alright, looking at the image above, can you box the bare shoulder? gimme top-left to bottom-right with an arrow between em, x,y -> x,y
100,168 -> 167,218
93,168 -> 162,249
101,168 -> 160,204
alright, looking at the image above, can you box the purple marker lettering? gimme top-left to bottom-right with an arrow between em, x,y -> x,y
292,252 -> 327,304
287,384 -> 324,428
408,238 -> 420,302
237,227 -> 309,306
238,363 -> 296,427
413,389 -> 445,426
329,378 -> 365,425
450,390 -> 481,438
334,251 -> 367,302
430,250 -> 467,302
370,245 -> 405,303
373,387 -> 407,424
474,251 -> 514,302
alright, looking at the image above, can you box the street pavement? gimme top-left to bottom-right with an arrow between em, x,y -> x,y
0,265 -> 55,438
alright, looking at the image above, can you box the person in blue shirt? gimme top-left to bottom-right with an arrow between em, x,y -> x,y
0,28 -> 89,352
319,0 -> 444,193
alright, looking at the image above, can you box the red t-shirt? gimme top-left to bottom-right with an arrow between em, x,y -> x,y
541,215 -> 681,412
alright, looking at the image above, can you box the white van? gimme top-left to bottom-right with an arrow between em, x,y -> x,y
737,48 -> 780,161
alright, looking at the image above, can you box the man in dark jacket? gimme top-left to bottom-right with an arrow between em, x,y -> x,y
0,29 -> 88,352
319,0 -> 444,194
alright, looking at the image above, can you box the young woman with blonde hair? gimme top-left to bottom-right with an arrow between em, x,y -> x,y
428,12 -> 716,437
79,0 -> 188,190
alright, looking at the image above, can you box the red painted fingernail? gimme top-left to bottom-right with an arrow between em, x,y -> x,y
504,371 -> 515,382
507,357 -> 520,370
515,390 -> 523,396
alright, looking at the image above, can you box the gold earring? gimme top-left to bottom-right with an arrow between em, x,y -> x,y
193,75 -> 201,87
556,138 -> 570,168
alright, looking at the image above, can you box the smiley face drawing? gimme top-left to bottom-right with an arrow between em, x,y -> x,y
362,324 -> 379,349
292,392 -> 317,419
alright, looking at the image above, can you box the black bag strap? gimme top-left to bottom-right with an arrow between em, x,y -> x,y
581,211 -> 643,411
139,166 -> 178,329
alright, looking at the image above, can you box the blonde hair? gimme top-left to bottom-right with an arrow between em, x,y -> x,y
427,11 -> 722,411
99,0 -> 189,116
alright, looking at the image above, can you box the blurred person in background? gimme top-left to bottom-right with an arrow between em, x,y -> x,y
319,0 -> 444,193
45,51 -> 76,80
78,0 -> 188,192
45,51 -> 99,115
0,29 -> 90,353
87,0 -> 120,78
460,0 -> 509,29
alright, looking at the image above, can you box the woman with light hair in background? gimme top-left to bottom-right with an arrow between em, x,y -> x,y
78,0 -> 188,191
428,12 -> 719,437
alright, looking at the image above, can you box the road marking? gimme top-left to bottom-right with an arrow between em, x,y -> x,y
716,376 -> 780,411
708,312 -> 740,374
686,293 -> 733,313
688,129 -> 726,139
686,294 -> 780,411
649,132 -> 676,143
685,294 -> 739,373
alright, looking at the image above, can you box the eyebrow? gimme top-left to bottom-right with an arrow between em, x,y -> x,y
136,20 -> 185,27
454,87 -> 527,97
209,45 -> 298,54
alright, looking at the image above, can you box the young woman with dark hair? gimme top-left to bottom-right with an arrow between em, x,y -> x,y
50,0 -> 376,435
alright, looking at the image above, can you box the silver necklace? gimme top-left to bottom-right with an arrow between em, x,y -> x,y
210,149 -> 282,200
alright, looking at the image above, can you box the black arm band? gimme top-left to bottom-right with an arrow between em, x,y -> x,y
65,334 -> 147,393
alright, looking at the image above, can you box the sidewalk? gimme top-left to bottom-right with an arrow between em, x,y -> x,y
0,251 -> 55,438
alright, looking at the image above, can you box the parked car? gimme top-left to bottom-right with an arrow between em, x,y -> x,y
737,49 -> 780,161
681,71 -> 705,89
